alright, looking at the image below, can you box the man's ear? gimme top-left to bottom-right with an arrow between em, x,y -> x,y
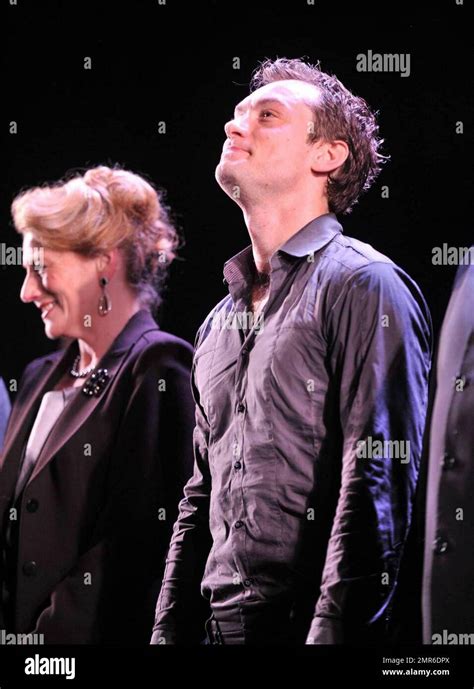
311,139 -> 349,175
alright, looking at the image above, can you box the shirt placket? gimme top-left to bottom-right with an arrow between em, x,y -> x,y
227,260 -> 288,603
228,291 -> 254,599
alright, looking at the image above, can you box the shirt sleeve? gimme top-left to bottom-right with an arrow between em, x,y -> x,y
150,324 -> 213,645
306,261 -> 432,644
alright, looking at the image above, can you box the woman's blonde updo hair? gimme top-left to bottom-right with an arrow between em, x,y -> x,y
11,165 -> 181,310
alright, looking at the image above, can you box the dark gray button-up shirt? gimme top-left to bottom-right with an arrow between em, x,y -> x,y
152,212 -> 432,644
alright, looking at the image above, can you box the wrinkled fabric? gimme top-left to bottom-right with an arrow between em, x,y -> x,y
152,213 -> 432,645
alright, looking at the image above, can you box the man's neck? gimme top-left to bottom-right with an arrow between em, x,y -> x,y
242,199 -> 329,275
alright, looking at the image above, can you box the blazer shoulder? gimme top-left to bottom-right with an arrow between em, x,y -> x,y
20,349 -> 63,383
130,329 -> 194,374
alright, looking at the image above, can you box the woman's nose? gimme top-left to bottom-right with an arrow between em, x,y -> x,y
20,271 -> 43,304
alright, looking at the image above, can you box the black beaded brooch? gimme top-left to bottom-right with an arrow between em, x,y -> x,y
81,368 -> 110,397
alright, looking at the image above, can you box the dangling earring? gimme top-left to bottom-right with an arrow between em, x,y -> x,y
98,276 -> 112,316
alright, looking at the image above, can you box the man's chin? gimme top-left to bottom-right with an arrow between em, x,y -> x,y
215,163 -> 244,197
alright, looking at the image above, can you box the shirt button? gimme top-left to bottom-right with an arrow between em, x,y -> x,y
234,461 -> 242,470
234,520 -> 244,529
237,403 -> 245,413
26,498 -> 39,513
441,453 -> 456,470
22,561 -> 38,577
243,578 -> 253,587
433,537 -> 449,554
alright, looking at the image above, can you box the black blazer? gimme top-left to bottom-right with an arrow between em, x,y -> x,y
390,262 -> 474,643
0,309 -> 195,643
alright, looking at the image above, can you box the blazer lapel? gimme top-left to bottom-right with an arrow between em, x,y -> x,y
27,309 -> 160,485
0,350 -> 67,533
0,309 -> 159,511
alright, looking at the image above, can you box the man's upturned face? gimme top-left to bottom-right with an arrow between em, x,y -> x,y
215,79 -> 321,203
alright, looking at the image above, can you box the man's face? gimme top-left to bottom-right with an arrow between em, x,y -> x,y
215,79 -> 321,202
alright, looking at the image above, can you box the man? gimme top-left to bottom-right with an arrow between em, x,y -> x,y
422,256 -> 474,643
151,57 -> 432,645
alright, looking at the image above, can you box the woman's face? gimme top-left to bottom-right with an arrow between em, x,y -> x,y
20,232 -> 103,340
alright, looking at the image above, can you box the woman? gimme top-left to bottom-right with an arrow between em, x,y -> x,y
0,166 -> 195,644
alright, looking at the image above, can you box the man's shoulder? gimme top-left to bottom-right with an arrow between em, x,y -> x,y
312,231 -> 431,319
315,231 -> 420,294
323,232 -> 394,275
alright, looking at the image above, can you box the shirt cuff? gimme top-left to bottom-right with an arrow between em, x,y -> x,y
306,617 -> 343,644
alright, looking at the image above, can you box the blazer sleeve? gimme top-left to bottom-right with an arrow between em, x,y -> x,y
32,339 -> 195,643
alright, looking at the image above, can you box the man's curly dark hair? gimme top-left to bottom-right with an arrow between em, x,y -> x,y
250,57 -> 389,215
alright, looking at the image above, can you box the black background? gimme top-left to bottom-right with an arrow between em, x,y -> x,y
0,1 -> 473,684
2,0 -> 472,384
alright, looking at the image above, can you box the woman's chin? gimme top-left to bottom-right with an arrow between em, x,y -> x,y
42,316 -> 64,340
43,324 -> 62,340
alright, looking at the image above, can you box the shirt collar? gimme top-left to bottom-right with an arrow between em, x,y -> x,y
223,212 -> 343,286
279,212 -> 342,257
